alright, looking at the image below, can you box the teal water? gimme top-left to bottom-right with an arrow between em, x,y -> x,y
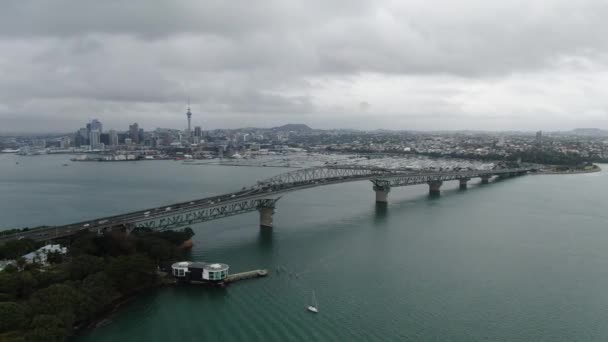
2,154 -> 608,341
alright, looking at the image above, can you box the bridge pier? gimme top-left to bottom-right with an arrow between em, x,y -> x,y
480,175 -> 491,184
258,206 -> 275,230
373,184 -> 391,203
459,178 -> 470,190
428,180 -> 443,195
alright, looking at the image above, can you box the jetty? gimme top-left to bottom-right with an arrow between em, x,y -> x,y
225,269 -> 268,283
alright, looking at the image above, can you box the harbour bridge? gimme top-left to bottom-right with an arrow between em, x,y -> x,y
0,165 -> 535,243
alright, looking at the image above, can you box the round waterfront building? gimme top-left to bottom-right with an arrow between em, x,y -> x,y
203,263 -> 229,282
171,261 -> 229,283
171,261 -> 191,278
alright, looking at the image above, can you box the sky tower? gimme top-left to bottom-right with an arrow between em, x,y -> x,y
186,99 -> 192,143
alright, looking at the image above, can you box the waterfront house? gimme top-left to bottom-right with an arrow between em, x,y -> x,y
22,244 -> 67,266
171,261 -> 229,283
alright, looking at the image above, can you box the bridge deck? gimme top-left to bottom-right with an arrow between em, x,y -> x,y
0,166 -> 535,243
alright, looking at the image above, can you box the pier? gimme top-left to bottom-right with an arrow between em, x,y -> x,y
225,269 -> 268,283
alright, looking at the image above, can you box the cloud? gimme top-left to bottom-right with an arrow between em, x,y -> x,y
1,0 -> 608,132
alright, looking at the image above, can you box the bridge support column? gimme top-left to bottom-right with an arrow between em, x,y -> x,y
480,175 -> 491,184
125,224 -> 136,235
258,206 -> 275,230
459,178 -> 470,190
373,184 -> 391,203
428,181 -> 443,195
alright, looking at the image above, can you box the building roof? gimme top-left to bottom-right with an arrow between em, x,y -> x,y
171,261 -> 229,271
203,263 -> 229,272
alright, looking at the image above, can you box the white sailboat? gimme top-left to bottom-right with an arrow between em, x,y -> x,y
307,290 -> 319,313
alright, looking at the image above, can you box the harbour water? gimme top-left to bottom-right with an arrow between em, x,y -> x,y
2,154 -> 608,341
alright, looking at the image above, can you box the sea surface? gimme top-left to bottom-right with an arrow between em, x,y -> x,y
2,154 -> 608,341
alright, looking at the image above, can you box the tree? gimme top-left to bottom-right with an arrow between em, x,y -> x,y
68,255 -> 104,280
2,263 -> 17,274
28,283 -> 85,331
0,239 -> 37,260
16,257 -> 26,270
17,271 -> 38,299
105,254 -> 156,294
80,272 -> 119,316
96,231 -> 135,256
0,302 -> 27,332
46,251 -> 63,264
28,315 -> 67,342
0,272 -> 19,300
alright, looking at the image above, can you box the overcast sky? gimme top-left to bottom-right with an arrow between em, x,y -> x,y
2,0 -> 608,133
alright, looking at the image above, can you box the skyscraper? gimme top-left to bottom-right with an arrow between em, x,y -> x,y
74,127 -> 88,146
129,123 -> 139,144
89,129 -> 101,149
194,126 -> 202,141
138,128 -> 145,145
91,119 -> 103,133
100,133 -> 110,146
109,130 -> 119,146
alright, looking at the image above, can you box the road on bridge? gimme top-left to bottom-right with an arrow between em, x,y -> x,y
0,165 -> 535,243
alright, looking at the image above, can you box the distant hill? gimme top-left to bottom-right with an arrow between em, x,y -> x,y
271,124 -> 313,132
569,128 -> 608,136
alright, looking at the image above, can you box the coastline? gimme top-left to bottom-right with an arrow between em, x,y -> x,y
536,165 -> 602,175
74,274 -> 176,337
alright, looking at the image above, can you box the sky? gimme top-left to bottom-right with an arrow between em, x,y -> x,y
2,0 -> 608,133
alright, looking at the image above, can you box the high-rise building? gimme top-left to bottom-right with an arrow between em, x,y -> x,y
89,129 -> 101,149
109,130 -> 119,146
194,126 -> 202,140
138,128 -> 145,145
74,128 -> 88,146
536,130 -> 543,144
60,137 -> 71,149
91,119 -> 103,133
129,123 -> 139,144
160,131 -> 172,146
100,133 -> 110,146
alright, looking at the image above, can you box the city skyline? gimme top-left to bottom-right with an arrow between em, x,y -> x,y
2,1 -> 608,132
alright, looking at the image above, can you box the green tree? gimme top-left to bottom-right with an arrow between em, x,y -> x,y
69,231 -> 101,256
68,255 -> 104,280
28,283 -> 85,332
0,239 -> 37,260
15,257 -> 27,270
0,272 -> 19,300
46,251 -> 63,264
17,271 -> 38,299
28,315 -> 67,342
79,272 -> 119,316
0,302 -> 27,332
105,254 -> 156,294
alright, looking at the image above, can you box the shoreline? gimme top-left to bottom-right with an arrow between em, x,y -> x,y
536,165 -> 602,175
74,276 -> 176,338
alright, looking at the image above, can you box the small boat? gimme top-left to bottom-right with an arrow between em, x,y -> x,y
307,290 -> 319,313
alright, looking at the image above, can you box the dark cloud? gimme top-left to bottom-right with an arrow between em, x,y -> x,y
1,0 -> 608,132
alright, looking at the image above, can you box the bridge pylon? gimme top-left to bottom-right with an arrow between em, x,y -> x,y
480,175 -> 491,184
258,203 -> 276,230
428,180 -> 443,195
459,178 -> 471,190
372,181 -> 391,203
